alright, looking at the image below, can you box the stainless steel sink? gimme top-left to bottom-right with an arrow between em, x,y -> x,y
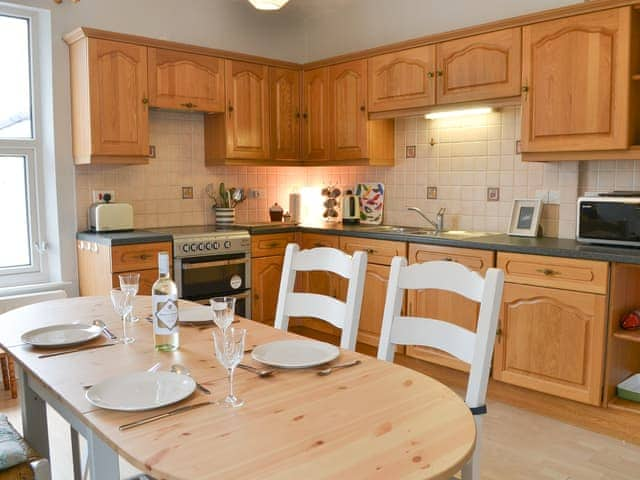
361,225 -> 496,238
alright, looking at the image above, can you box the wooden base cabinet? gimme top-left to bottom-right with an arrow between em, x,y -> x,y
493,283 -> 607,406
404,244 -> 495,372
77,240 -> 171,296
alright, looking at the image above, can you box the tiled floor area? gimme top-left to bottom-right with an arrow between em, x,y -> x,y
0,387 -> 639,479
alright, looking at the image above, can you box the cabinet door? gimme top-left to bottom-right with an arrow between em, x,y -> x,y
405,244 -> 495,372
368,45 -> 436,112
251,255 -> 283,326
493,283 -> 607,405
521,8 -> 631,152
436,28 -> 521,104
329,60 -> 368,161
302,68 -> 330,161
270,67 -> 301,161
148,48 -> 224,112
357,263 -> 390,348
89,39 -> 149,156
225,60 -> 270,160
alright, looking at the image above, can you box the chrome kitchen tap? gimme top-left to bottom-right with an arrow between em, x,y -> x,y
407,206 -> 446,232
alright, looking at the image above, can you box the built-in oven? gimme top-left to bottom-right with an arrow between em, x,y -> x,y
175,253 -> 251,317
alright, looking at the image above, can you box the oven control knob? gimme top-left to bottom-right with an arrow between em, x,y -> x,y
182,244 -> 190,253
190,243 -> 198,252
213,241 -> 220,250
198,242 -> 205,251
224,240 -> 232,249
205,241 -> 213,250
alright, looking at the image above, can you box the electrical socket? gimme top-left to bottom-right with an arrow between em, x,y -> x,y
92,190 -> 115,203
250,189 -> 265,199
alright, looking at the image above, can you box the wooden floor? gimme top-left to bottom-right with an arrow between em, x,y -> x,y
0,378 -> 638,480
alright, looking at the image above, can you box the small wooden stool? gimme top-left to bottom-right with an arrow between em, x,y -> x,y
0,351 -> 16,399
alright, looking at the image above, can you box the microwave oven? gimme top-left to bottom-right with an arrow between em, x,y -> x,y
577,196 -> 640,247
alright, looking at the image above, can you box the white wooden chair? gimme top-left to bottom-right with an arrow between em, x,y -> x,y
274,243 -> 367,350
378,258 -> 504,480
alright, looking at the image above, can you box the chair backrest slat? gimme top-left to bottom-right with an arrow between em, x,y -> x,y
274,243 -> 367,351
398,261 -> 485,302
283,293 -> 347,330
389,316 -> 476,364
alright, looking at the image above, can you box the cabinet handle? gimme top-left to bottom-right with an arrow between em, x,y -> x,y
536,268 -> 559,276
228,103 -> 234,113
443,257 -> 453,262
303,112 -> 308,119
140,254 -> 152,261
266,242 -> 279,248
295,112 -> 301,119
142,97 -> 149,105
436,70 -> 443,77
366,248 -> 377,254
522,85 -> 529,100
427,71 -> 435,78
180,102 -> 197,109
360,105 -> 366,112
254,293 -> 260,300
313,243 -> 326,248
496,327 -> 503,337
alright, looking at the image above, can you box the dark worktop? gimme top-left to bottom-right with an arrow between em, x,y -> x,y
77,223 -> 640,265
240,222 -> 640,265
76,230 -> 173,246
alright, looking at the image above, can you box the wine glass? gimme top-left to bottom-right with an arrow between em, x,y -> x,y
119,273 -> 140,323
212,327 -> 246,408
110,288 -> 135,344
210,297 -> 236,333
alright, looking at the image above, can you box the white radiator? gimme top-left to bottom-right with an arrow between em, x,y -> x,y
0,290 -> 68,315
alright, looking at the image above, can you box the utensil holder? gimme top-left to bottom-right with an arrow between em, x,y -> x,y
215,208 -> 236,225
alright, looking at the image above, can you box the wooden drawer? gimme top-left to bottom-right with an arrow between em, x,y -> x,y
111,269 -> 160,296
251,233 -> 296,258
300,233 -> 340,249
498,252 -> 609,294
409,243 -> 495,273
111,242 -> 172,273
339,237 -> 406,266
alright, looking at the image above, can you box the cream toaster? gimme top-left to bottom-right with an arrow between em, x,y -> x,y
88,202 -> 134,232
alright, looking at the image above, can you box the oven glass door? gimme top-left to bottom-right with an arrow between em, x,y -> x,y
180,253 -> 249,302
579,201 -> 640,242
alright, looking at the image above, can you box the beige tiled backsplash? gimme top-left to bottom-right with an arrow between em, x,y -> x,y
75,107 -> 635,239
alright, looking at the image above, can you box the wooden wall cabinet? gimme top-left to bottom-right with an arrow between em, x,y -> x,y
270,67 -> 301,161
148,48 -> 225,112
368,45 -> 436,113
436,28 -> 521,104
302,62 -> 395,165
302,68 -> 331,161
250,233 -> 296,325
77,240 -> 171,296
66,36 -> 150,165
205,60 -> 271,164
493,252 -> 608,405
521,7 -> 632,153
404,244 -> 495,372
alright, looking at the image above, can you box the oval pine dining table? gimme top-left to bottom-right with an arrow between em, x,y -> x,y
0,296 -> 475,479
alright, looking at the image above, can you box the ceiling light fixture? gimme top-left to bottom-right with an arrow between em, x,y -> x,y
248,0 -> 290,10
424,107 -> 493,120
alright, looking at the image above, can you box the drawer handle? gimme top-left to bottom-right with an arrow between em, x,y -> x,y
140,254 -> 152,261
266,242 -> 279,248
366,248 -> 377,254
443,257 -> 453,262
180,102 -> 198,109
313,243 -> 326,248
536,268 -> 559,276
496,327 -> 503,336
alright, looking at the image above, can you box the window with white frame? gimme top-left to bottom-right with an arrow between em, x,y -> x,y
0,6 -> 48,286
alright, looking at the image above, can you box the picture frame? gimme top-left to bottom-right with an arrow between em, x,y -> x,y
507,199 -> 543,237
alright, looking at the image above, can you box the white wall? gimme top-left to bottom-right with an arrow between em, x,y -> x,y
299,0 -> 581,61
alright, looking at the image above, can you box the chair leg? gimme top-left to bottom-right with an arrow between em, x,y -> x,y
7,356 -> 17,399
0,354 -> 9,391
30,458 -> 51,480
461,417 -> 482,480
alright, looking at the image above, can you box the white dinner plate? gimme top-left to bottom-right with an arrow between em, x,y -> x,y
21,323 -> 103,348
178,305 -> 212,324
252,340 -> 340,368
86,371 -> 196,412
